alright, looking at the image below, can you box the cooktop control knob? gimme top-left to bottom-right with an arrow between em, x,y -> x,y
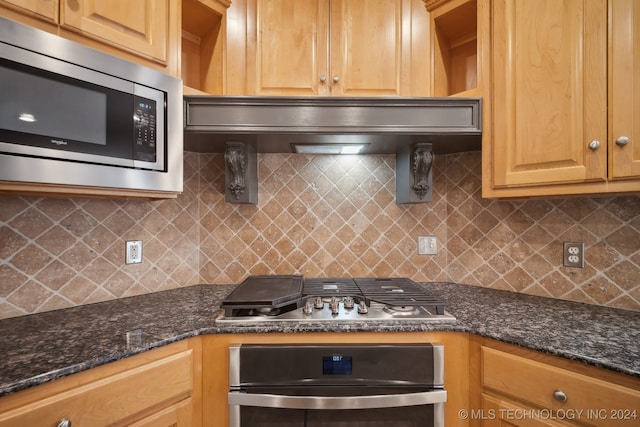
303,299 -> 314,315
330,297 -> 340,315
314,296 -> 324,309
357,301 -> 368,314
343,296 -> 354,309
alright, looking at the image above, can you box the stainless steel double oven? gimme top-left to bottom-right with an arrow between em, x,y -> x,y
228,343 -> 447,427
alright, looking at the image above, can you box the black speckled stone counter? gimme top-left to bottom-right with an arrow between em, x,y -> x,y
1,282 -> 639,397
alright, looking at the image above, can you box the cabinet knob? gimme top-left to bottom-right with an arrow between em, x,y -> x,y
320,75 -> 327,83
615,136 -> 630,147
588,140 -> 601,151
553,390 -> 568,403
332,75 -> 340,83
57,419 -> 72,427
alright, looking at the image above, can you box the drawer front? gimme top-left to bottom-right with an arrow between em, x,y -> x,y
482,347 -> 640,427
0,349 -> 193,427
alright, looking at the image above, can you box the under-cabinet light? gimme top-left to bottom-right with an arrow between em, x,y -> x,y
292,143 -> 369,155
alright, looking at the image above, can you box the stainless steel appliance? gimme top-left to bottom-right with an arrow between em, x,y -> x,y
217,275 -> 455,323
0,17 -> 182,193
228,343 -> 447,427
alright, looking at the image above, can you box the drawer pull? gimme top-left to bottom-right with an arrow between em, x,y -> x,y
553,390 -> 568,403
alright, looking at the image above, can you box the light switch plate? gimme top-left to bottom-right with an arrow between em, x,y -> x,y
418,236 -> 438,255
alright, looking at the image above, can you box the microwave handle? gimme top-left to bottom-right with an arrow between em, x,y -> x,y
228,389 -> 447,410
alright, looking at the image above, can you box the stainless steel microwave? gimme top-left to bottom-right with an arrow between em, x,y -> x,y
0,17 -> 182,194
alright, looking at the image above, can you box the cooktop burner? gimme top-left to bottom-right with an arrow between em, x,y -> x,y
217,275 -> 455,323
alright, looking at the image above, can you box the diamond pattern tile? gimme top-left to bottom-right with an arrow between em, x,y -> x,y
0,151 -> 638,320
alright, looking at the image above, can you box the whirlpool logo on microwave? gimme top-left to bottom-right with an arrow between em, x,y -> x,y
51,139 -> 68,146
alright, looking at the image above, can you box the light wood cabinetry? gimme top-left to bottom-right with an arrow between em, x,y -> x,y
482,0 -> 640,198
477,340 -> 640,427
182,0 -> 231,95
0,0 -> 57,23
225,0 -> 430,96
424,0 -> 485,98
0,340 -> 201,427
0,0 -> 180,75
609,0 -> 640,180
60,0 -> 169,65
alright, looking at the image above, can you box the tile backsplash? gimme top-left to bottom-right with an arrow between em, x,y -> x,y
1,151 -> 638,319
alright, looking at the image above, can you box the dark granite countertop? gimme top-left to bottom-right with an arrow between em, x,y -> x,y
1,282 -> 639,397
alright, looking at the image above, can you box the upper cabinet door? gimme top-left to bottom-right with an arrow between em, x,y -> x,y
60,0 -> 169,64
330,0 -> 406,96
241,0 -> 426,96
609,0 -> 640,180
490,0 -> 607,188
0,0 -> 58,23
251,0 -> 329,95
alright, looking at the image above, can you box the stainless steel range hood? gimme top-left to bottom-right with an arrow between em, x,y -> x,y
183,96 -> 481,154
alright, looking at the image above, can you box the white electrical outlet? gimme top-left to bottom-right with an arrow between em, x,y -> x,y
563,242 -> 584,268
126,240 -> 143,264
418,236 -> 438,255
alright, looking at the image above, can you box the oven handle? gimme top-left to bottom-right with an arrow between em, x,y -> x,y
228,389 -> 447,410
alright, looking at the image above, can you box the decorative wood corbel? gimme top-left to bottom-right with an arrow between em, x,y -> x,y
224,142 -> 257,204
412,143 -> 434,200
396,142 -> 433,204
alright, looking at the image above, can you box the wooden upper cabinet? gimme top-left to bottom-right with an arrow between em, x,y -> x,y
490,0 -> 608,190
329,0 -> 407,96
484,0 -> 640,197
609,0 -> 640,180
60,0 -> 169,64
232,0 -> 429,96
0,0 -> 58,23
251,0 -> 329,95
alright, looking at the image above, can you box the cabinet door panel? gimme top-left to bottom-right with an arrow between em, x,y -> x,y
491,0 -> 607,188
0,0 -> 57,22
331,0 -> 405,96
0,350 -> 192,427
60,0 -> 168,63
610,0 -> 640,179
252,0 -> 329,95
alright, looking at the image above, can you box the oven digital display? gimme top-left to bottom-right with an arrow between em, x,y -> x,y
323,355 -> 352,375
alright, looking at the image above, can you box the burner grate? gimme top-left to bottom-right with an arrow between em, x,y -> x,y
354,278 -> 446,315
302,278 -> 361,297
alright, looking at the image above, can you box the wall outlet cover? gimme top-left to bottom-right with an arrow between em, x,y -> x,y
563,242 -> 584,268
126,240 -> 143,264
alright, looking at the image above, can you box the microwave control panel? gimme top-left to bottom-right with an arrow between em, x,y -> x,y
134,95 -> 157,162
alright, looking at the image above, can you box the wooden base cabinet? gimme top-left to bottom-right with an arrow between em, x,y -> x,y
477,341 -> 640,427
225,0 -> 430,96
0,340 -> 201,427
482,0 -> 640,198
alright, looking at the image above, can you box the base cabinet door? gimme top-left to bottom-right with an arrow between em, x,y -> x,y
0,345 -> 195,427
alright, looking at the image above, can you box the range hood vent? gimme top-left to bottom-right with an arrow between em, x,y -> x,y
183,96 -> 481,154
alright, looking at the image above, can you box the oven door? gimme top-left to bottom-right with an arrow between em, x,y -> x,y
228,386 -> 446,427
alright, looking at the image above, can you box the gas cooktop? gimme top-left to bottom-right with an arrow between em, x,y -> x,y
216,275 -> 456,323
